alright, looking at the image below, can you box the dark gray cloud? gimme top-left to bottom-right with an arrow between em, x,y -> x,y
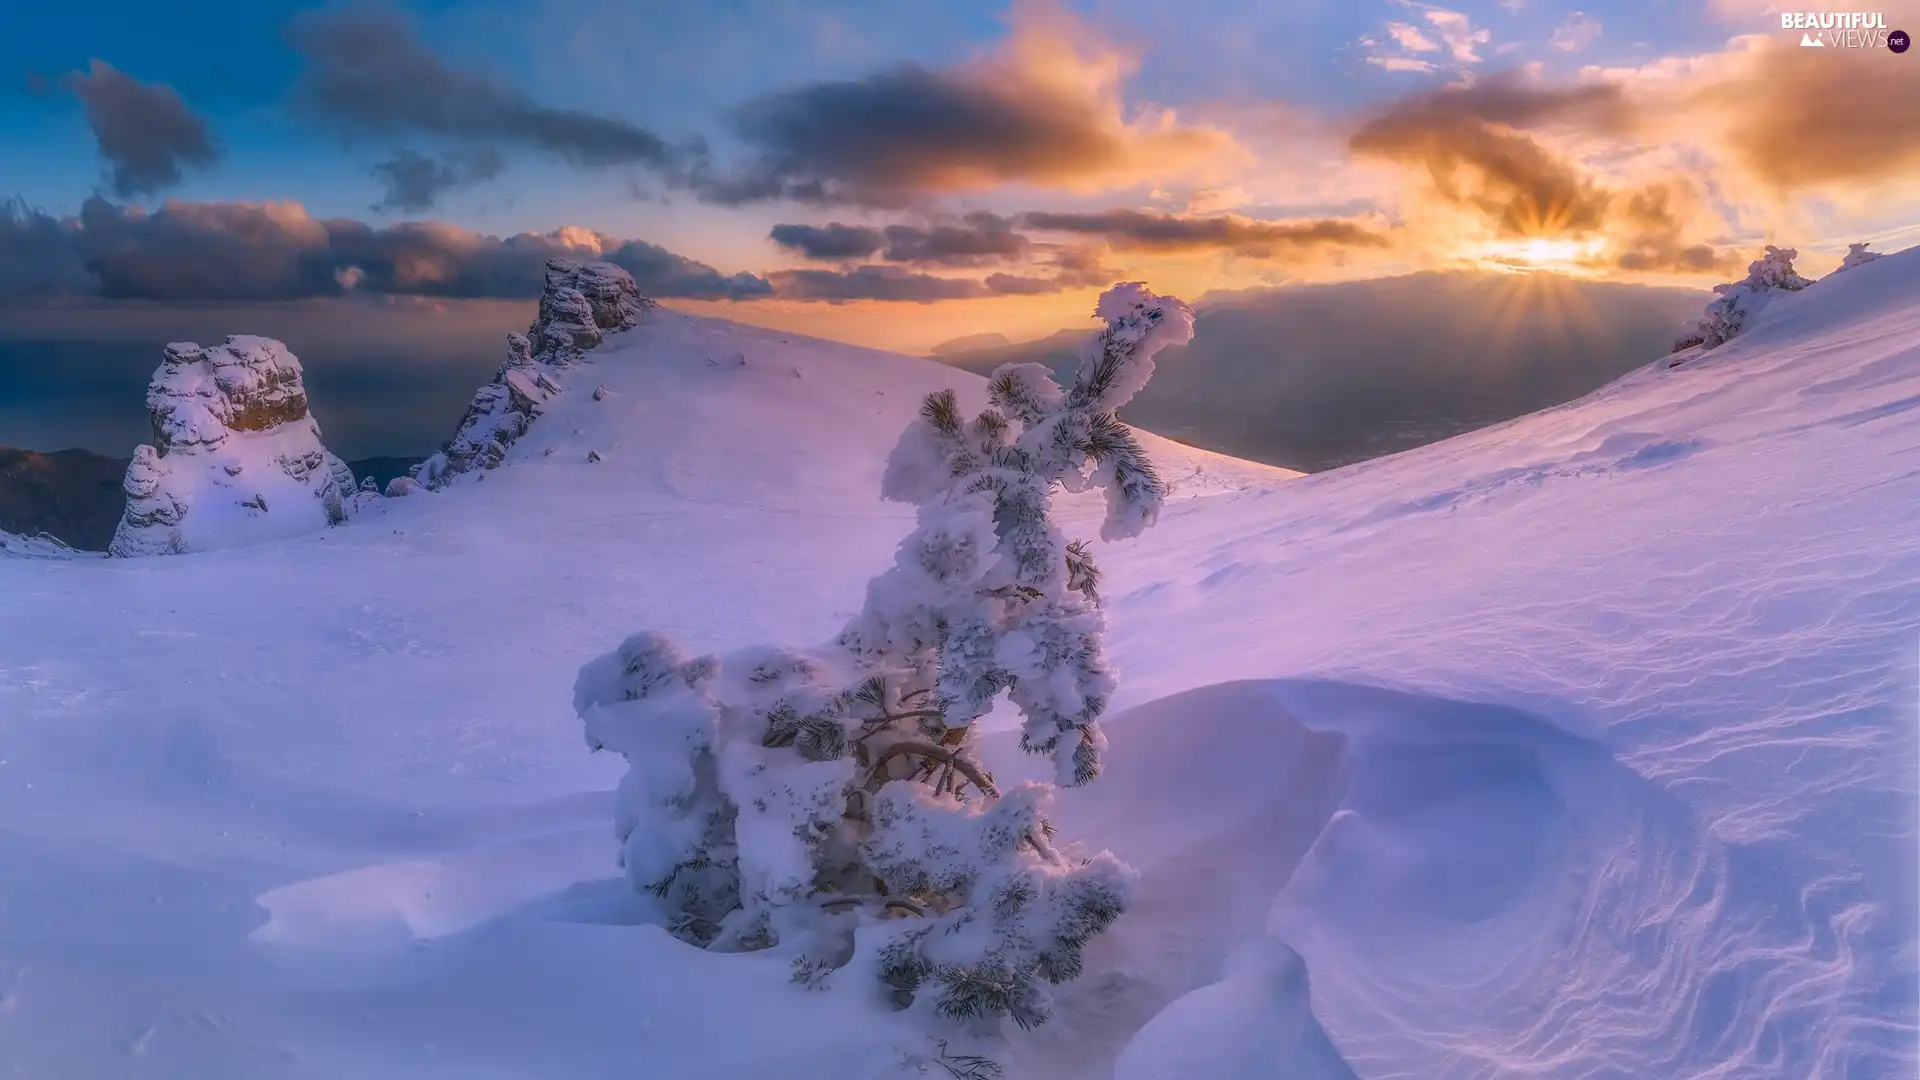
370,149 -> 506,213
881,213 -> 1029,265
1018,209 -> 1389,256
769,222 -> 885,261
287,6 -> 679,169
703,62 -> 1123,207
0,200 -> 91,296
770,212 -> 1032,266
60,60 -> 220,197
0,197 -> 772,302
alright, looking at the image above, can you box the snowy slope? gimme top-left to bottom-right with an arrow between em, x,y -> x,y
0,254 -> 1914,1080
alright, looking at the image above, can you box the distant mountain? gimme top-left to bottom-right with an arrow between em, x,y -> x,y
934,271 -> 1707,472
0,446 -> 127,551
928,331 -> 1012,356
0,446 -> 421,551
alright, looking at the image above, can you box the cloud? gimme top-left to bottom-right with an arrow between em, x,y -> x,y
1386,22 -> 1442,52
60,61 -> 220,197
1376,67 -> 1637,133
695,0 -> 1240,206
1019,208 -> 1390,258
1605,185 -> 1739,273
771,214 -> 1033,266
1674,35 -> 1920,191
880,214 -> 1031,265
287,6 -> 679,169
769,222 -> 885,261
0,197 -> 772,302
1353,109 -> 1611,237
1368,57 -> 1443,73
1550,13 -> 1604,52
767,265 -> 991,302
370,149 -> 505,213
1420,7 -> 1493,63
765,257 -> 1099,303
1349,73 -> 1745,275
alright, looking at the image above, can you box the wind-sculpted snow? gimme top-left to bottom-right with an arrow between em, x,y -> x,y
0,250 -> 1911,1078
107,336 -> 360,556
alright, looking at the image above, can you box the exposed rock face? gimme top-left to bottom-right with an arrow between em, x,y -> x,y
413,259 -> 653,488
109,336 -> 361,557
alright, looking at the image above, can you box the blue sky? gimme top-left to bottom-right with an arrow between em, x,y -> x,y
1,0 -> 1747,231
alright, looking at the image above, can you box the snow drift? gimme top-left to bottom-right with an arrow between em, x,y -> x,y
0,249 -> 1912,1080
107,335 -> 360,557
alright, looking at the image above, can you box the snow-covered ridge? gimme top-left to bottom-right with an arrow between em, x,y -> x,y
108,335 -> 360,557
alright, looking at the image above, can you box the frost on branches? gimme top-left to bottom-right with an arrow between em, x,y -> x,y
574,282 -> 1196,1032
1835,242 -> 1883,274
1672,245 -> 1812,354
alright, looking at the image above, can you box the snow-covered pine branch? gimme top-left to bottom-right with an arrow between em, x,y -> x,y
572,282 -> 1195,1033
1672,245 -> 1812,353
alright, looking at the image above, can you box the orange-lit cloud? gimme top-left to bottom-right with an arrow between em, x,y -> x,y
700,0 -> 1245,207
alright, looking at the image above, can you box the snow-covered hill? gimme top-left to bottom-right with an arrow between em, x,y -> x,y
0,252 -> 1913,1080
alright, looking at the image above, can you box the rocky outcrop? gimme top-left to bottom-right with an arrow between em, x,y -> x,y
109,336 -> 361,557
413,259 -> 653,488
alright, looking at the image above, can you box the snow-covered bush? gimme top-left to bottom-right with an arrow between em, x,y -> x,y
1835,242 -> 1882,274
1672,245 -> 1812,353
574,283 -> 1196,1032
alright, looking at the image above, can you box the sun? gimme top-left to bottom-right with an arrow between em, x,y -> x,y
1475,236 -> 1605,272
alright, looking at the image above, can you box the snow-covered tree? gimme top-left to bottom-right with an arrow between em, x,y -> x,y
1672,245 -> 1812,353
1834,242 -> 1883,274
574,282 -> 1195,1032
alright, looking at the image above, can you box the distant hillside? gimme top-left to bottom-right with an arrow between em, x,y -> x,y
0,447 -> 420,551
928,331 -> 1012,356
0,447 -> 127,551
935,271 -> 1707,472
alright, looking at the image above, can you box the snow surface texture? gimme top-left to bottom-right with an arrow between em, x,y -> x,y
1671,244 -> 1813,355
413,259 -> 653,489
0,252 -> 1914,1079
107,336 -> 361,557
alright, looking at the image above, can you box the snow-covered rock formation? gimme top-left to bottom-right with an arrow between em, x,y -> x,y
1671,245 -> 1813,355
413,259 -> 654,488
1835,242 -> 1883,274
108,336 -> 359,557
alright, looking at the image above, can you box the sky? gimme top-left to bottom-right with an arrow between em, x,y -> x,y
1,0 -> 1917,451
